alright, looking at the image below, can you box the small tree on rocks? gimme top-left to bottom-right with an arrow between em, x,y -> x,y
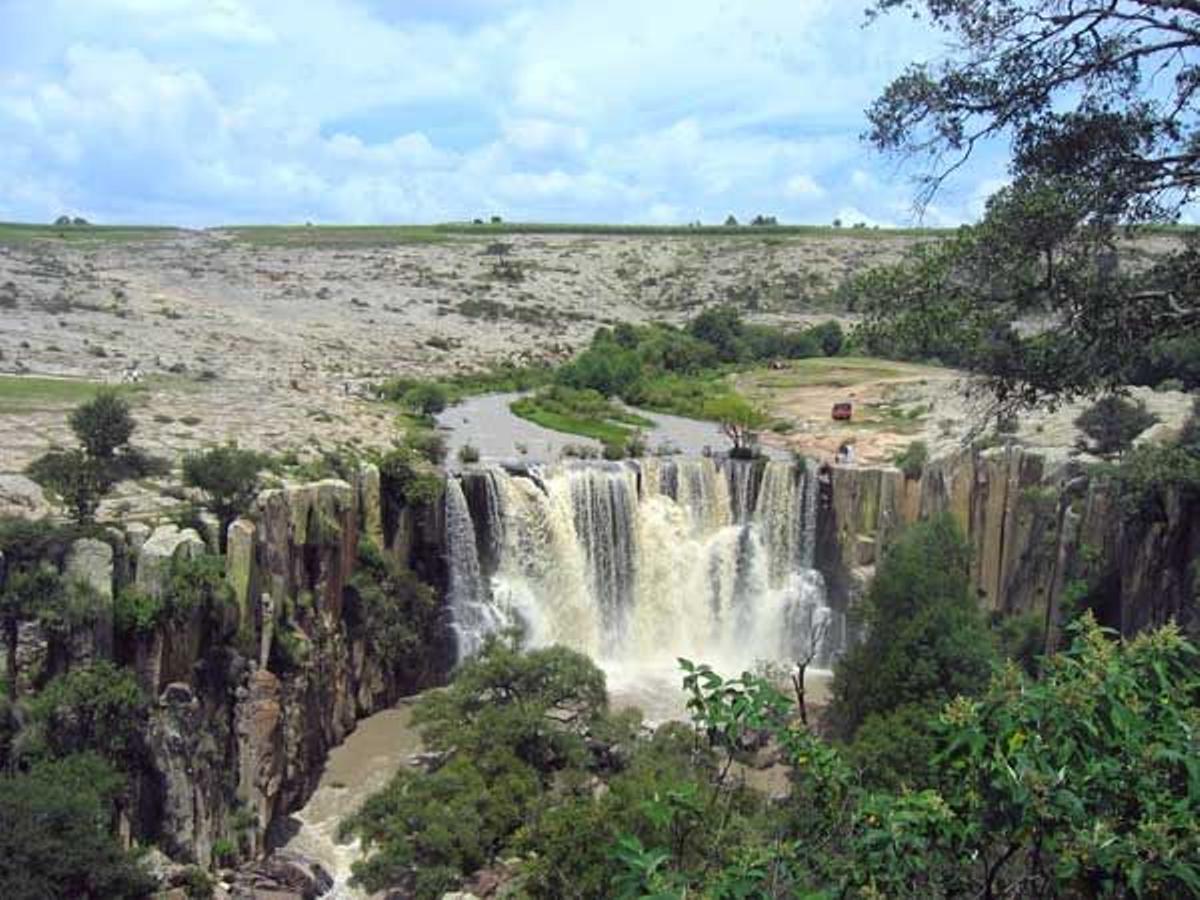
69,390 -> 134,460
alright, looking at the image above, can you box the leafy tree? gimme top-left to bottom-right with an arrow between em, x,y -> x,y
702,394 -> 767,457
809,319 -> 845,357
68,390 -> 134,460
688,305 -> 745,362
866,0 -> 1200,407
403,382 -> 450,417
343,637 -> 612,897
182,445 -> 265,546
0,754 -> 153,900
1075,395 -> 1158,456
28,662 -> 147,772
27,449 -> 108,524
828,515 -> 996,765
378,446 -> 444,508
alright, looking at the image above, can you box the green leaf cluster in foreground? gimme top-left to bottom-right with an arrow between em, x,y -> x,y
343,521 -> 1199,898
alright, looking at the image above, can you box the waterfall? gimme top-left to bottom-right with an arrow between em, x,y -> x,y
445,459 -> 842,673
444,479 -> 503,658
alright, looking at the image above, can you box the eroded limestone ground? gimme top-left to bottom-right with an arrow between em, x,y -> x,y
0,228 -> 1190,516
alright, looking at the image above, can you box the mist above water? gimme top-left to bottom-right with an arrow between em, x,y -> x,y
445,457 -> 843,680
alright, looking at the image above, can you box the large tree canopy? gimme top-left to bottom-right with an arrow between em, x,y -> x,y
864,0 -> 1200,409
868,0 -> 1200,218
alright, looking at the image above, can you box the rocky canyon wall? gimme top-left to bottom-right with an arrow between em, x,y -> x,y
1,465 -> 451,873
818,444 -> 1199,643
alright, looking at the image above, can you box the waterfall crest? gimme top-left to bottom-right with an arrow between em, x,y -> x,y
446,458 -> 842,672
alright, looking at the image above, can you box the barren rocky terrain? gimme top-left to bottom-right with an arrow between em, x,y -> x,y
0,227 -> 1190,513
0,228 -> 930,468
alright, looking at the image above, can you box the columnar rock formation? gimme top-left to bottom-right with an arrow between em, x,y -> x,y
1,446 -> 1194,874
819,444 -> 1199,644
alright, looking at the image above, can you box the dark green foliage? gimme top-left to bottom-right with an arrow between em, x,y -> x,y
688,305 -> 745,362
829,516 -> 996,750
345,539 -> 441,684
1075,395 -> 1158,456
26,449 -> 107,523
403,382 -> 450,417
68,389 -> 134,459
1100,442 -> 1200,522
809,319 -> 844,356
113,553 -> 230,638
343,638 -> 610,897
378,446 -> 444,508
864,2 -> 1200,408
182,444 -> 266,543
0,754 -> 153,900
28,662 -> 147,771
557,343 -> 644,398
892,439 -> 928,479
344,612 -> 1199,899
456,443 -> 480,464
404,429 -> 448,465
1128,335 -> 1200,392
933,618 -> 1200,898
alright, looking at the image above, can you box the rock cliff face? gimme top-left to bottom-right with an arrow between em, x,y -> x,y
130,468 -> 451,867
3,448 -> 1193,875
0,464 -> 451,872
817,444 -> 1199,642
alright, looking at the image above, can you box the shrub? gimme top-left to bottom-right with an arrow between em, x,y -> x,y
457,443 -> 480,465
26,450 -> 109,523
403,382 -> 450,417
68,390 -> 134,460
810,320 -> 845,356
405,430 -> 448,465
1075,395 -> 1158,456
892,440 -> 929,479
182,445 -> 265,547
829,515 -> 996,751
378,447 -> 444,508
29,662 -> 147,770
0,754 -> 154,900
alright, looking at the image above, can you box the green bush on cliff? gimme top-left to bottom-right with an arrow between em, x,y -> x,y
378,446 -> 444,508
828,515 -> 996,783
114,553 -> 231,639
28,662 -> 147,772
346,539 -> 441,684
182,444 -> 267,544
0,753 -> 153,900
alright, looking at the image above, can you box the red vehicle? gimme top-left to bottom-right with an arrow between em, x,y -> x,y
831,401 -> 853,421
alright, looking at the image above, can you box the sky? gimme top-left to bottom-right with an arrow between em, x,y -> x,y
0,0 -> 1012,227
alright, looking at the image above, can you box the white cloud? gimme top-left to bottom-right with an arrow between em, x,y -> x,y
0,0 -> 1005,225
784,174 -> 823,197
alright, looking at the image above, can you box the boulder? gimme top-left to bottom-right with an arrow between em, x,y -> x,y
230,852 -> 333,899
0,474 -> 51,520
137,524 -> 206,598
126,521 -> 152,555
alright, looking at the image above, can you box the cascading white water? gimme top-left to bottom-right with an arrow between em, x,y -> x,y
446,458 -> 843,677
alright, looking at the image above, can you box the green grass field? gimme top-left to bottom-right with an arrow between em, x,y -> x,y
0,222 -> 181,245
217,221 -> 960,247
220,224 -> 450,247
0,375 -> 117,414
